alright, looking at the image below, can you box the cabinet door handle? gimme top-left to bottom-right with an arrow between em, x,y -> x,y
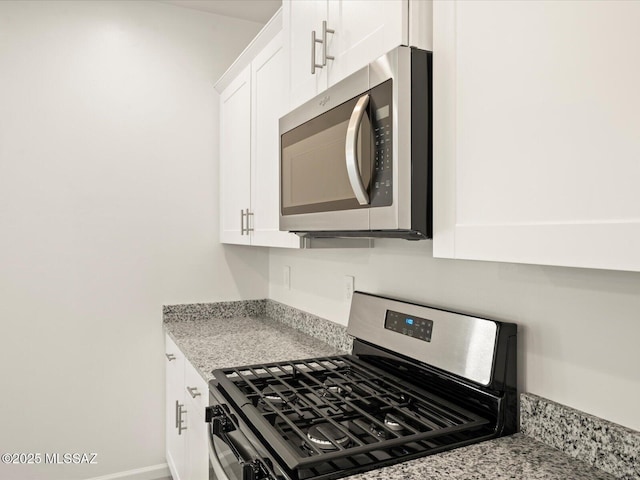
311,30 -> 323,74
240,209 -> 252,235
165,353 -> 176,361
177,402 -> 187,435
246,209 -> 254,233
321,21 -> 335,66
186,386 -> 201,398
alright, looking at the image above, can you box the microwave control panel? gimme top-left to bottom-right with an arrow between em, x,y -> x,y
370,79 -> 393,207
371,121 -> 392,206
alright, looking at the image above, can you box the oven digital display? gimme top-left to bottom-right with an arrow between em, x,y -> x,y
384,310 -> 433,342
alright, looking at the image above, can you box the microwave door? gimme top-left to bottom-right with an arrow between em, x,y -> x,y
280,95 -> 371,233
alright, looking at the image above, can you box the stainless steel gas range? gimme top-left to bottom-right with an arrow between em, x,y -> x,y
206,292 -> 518,480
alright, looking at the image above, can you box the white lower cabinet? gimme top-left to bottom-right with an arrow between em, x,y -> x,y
165,335 -> 186,479
165,334 -> 208,480
183,359 -> 209,480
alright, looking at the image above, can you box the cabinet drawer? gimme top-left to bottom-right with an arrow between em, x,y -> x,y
184,359 -> 208,411
165,334 -> 184,362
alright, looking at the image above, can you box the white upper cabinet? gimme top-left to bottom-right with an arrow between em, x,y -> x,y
219,66 -> 251,245
217,10 -> 300,248
433,1 -> 640,271
325,0 -> 406,85
284,0 -> 431,110
285,0 -> 329,109
251,32 -> 301,248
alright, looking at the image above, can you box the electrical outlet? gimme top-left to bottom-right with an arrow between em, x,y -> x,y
344,275 -> 354,302
283,266 -> 291,290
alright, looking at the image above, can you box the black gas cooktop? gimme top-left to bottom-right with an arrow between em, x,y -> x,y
207,292 -> 517,480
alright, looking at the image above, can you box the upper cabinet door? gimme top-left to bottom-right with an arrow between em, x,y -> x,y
433,1 -> 640,271
284,0 -> 328,110
251,33 -> 300,248
284,1 -> 430,110
326,0 -> 408,86
219,65 -> 251,245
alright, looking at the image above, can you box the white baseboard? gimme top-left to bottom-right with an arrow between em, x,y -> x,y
84,463 -> 170,480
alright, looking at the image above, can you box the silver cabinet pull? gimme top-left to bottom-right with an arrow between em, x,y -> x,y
321,21 -> 335,66
345,94 -> 370,205
177,402 -> 187,435
311,22 -> 335,74
311,30 -> 323,74
246,209 -> 254,233
165,353 -> 176,361
186,386 -> 201,398
240,209 -> 252,235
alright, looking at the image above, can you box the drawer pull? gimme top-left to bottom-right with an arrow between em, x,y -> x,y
187,386 -> 202,398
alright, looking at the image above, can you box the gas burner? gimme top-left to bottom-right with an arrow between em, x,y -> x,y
317,381 -> 352,398
368,413 -> 405,439
306,423 -> 350,450
259,384 -> 295,410
383,413 -> 404,432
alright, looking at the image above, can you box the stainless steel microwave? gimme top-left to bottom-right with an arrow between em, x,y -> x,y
279,46 -> 432,240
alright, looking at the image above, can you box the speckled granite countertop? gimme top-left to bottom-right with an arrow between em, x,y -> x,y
164,300 -> 633,480
343,433 -> 616,480
165,314 -> 343,382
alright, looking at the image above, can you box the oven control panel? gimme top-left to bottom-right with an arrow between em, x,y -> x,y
384,310 -> 433,342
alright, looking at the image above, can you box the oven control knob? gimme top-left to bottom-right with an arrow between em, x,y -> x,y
242,459 -> 270,480
205,405 -> 236,434
205,405 -> 226,423
212,416 -> 235,435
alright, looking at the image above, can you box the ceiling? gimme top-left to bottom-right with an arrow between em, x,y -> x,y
160,0 -> 282,24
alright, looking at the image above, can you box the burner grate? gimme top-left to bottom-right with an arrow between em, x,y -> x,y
215,355 -> 490,472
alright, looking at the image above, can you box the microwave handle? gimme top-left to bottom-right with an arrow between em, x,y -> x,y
345,94 -> 370,205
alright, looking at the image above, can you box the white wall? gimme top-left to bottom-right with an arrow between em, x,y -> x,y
0,2 -> 267,479
269,240 -> 640,431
